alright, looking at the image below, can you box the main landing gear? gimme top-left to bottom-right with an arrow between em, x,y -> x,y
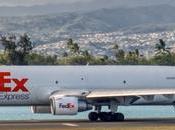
88,101 -> 125,122
88,112 -> 124,122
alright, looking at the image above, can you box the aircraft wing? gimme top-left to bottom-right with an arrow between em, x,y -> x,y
86,88 -> 175,98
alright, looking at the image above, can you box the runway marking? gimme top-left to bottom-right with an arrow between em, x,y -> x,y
62,123 -> 79,127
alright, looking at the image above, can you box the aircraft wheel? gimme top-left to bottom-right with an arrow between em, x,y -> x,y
88,112 -> 98,121
114,113 -> 125,121
99,112 -> 112,122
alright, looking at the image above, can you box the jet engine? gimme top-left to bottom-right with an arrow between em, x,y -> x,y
31,106 -> 51,114
50,96 -> 92,115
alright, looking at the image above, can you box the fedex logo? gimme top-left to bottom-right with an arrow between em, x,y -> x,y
59,103 -> 75,109
0,72 -> 29,92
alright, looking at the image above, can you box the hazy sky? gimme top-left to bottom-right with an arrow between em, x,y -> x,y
0,0 -> 174,7
0,0 -> 92,6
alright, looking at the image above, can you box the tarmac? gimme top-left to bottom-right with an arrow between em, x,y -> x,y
0,118 -> 175,129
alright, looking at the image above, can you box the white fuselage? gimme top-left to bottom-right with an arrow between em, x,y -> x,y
0,66 -> 175,106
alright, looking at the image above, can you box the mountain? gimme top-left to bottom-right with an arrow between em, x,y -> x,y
87,5 -> 175,29
0,0 -> 175,16
1,5 -> 175,44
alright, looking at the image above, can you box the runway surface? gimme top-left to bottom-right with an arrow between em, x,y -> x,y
0,118 -> 175,129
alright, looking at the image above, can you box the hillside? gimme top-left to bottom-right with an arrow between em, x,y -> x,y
0,5 -> 175,44
0,0 -> 173,16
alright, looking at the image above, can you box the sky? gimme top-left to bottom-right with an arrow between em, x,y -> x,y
0,0 -> 174,7
0,0 -> 91,6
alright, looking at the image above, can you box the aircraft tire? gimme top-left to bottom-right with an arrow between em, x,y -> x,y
99,112 -> 112,122
88,112 -> 98,121
114,113 -> 125,121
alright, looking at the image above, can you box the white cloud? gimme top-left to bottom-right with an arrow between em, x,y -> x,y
0,0 -> 90,6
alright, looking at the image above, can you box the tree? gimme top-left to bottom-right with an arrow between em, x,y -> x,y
17,34 -> 33,65
155,39 -> 170,55
151,54 -> 174,65
125,51 -> 139,65
116,49 -> 125,64
67,38 -> 80,55
0,34 -> 33,65
82,50 -> 92,63
113,44 -> 119,50
153,39 -> 174,65
103,55 -> 108,60
27,53 -> 57,65
67,38 -> 73,47
82,50 -> 90,57
135,49 -> 139,57
62,52 -> 68,57
0,35 -> 17,65
73,43 -> 80,54
0,53 -> 8,65
58,55 -> 88,65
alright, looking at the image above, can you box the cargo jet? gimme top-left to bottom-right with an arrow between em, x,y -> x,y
0,66 -> 175,122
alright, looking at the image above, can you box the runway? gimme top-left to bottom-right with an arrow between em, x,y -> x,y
0,118 -> 175,130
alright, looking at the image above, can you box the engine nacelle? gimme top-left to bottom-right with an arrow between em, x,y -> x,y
50,96 -> 92,115
31,106 -> 51,114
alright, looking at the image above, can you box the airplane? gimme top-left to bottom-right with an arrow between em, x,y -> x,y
0,65 -> 175,122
